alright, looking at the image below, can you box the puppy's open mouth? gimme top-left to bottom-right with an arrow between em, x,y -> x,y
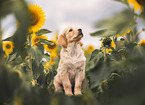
74,33 -> 83,40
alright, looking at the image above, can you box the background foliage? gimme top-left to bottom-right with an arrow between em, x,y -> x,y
0,0 -> 145,105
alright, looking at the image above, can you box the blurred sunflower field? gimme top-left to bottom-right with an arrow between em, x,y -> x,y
0,0 -> 145,105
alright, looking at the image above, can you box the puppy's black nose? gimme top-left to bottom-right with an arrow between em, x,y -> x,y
78,29 -> 82,32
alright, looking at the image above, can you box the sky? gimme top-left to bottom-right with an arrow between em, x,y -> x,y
2,0 -> 145,48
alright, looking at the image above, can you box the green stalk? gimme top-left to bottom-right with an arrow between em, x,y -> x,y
130,30 -> 134,42
28,33 -> 33,79
0,18 -> 4,63
104,47 -> 107,62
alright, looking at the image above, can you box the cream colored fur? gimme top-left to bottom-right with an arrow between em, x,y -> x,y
54,27 -> 86,96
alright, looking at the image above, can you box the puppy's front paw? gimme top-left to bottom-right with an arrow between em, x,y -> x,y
65,92 -> 73,96
74,91 -> 82,96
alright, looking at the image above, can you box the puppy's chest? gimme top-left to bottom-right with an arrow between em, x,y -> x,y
60,44 -> 86,64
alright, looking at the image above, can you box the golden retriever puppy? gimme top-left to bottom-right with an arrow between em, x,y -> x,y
53,27 -> 86,96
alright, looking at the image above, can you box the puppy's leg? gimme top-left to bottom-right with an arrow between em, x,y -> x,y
74,62 -> 85,95
61,71 -> 73,96
54,75 -> 63,92
74,71 -> 84,95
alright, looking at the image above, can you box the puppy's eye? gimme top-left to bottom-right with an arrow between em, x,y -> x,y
69,29 -> 73,32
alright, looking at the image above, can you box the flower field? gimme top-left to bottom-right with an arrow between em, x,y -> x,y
0,0 -> 145,105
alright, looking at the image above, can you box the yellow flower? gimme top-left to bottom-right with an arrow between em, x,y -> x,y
139,39 -> 145,46
28,4 -> 46,32
86,45 -> 95,53
117,29 -> 131,37
127,0 -> 144,12
3,41 -> 14,56
43,40 -> 57,52
101,38 -> 115,53
51,51 -> 58,58
32,35 -> 47,47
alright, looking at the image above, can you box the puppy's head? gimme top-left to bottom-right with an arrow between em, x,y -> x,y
57,27 -> 83,48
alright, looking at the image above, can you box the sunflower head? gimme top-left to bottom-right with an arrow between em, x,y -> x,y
87,45 -> 95,53
139,39 -> 145,46
43,40 -> 57,52
3,41 -> 14,56
28,4 -> 46,32
127,0 -> 143,12
101,38 -> 115,53
102,38 -> 112,48
32,35 -> 47,47
137,0 -> 145,5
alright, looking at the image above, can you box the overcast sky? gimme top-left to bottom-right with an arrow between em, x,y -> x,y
2,0 -> 145,48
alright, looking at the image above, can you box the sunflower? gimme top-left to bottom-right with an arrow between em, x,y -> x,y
32,35 -> 47,47
43,40 -> 57,52
51,51 -> 58,58
127,0 -> 144,12
3,41 -> 14,56
28,4 -> 46,32
101,38 -> 115,53
117,29 -> 131,37
86,45 -> 95,53
139,39 -> 145,46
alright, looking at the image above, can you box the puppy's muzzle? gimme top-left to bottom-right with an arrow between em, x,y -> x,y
74,29 -> 83,40
78,29 -> 83,37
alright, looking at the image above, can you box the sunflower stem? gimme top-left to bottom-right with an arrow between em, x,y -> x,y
28,33 -> 33,79
104,47 -> 107,62
130,30 -> 134,42
0,18 -> 4,62
29,55 -> 33,79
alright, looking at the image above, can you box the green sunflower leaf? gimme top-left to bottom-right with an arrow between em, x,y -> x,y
142,28 -> 145,31
109,48 -> 122,60
89,49 -> 100,61
0,0 -> 30,56
35,29 -> 52,36
91,9 -> 137,37
2,36 -> 13,41
114,0 -> 129,5
32,61 -> 44,79
90,29 -> 117,37
88,56 -> 113,89
38,38 -> 54,45
6,52 -> 17,63
28,46 -> 43,66
43,53 -> 50,61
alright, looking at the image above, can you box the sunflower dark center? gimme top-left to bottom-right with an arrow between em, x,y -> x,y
47,43 -> 56,49
140,42 -> 145,46
137,0 -> 145,5
103,38 -> 112,47
34,38 -> 39,42
31,12 -> 39,26
6,44 -> 11,49
34,37 -> 40,46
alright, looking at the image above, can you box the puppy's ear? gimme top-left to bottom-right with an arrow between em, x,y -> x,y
78,41 -> 83,46
57,34 -> 67,48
